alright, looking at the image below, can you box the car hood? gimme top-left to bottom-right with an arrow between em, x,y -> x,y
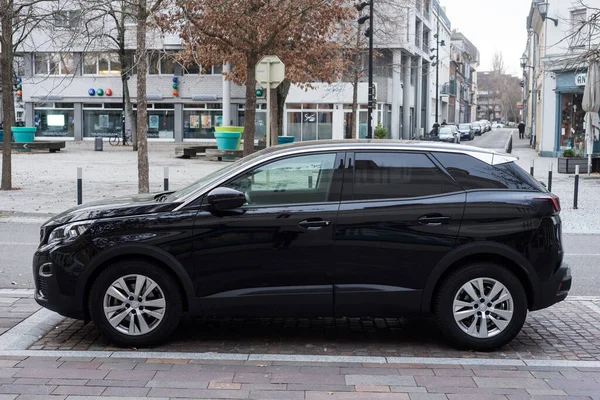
459,129 -> 470,132
43,192 -> 180,227
438,132 -> 454,138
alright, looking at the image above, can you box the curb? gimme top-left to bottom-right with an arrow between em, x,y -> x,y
0,308 -> 64,351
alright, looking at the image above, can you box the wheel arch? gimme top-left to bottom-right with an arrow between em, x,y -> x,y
77,244 -> 196,321
421,242 -> 539,315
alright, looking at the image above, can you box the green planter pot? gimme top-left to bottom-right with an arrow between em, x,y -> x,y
12,127 -> 36,143
277,136 -> 295,145
214,126 -> 244,150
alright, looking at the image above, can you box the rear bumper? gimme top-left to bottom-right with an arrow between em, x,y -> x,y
532,262 -> 572,311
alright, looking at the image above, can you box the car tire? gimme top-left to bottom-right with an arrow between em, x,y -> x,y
89,260 -> 182,348
434,263 -> 527,351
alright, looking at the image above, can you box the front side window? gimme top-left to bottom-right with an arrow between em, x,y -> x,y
353,152 -> 460,200
224,153 -> 337,206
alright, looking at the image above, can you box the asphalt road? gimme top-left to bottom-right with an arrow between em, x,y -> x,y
0,219 -> 598,295
464,127 -> 512,150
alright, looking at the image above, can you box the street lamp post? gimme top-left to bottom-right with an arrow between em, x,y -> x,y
431,18 -> 445,126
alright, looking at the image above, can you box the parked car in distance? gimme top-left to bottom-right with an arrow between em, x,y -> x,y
492,122 -> 505,129
458,124 -> 474,141
471,122 -> 483,135
33,141 -> 571,351
479,120 -> 491,132
438,126 -> 460,143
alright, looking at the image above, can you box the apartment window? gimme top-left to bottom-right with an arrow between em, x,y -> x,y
149,52 -> 175,75
83,53 -> 121,75
202,64 -> 223,75
34,53 -> 73,75
571,9 -> 588,48
54,10 -> 81,28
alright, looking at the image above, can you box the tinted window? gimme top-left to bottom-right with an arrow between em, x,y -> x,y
353,152 -> 461,200
224,153 -> 337,205
432,152 -> 545,191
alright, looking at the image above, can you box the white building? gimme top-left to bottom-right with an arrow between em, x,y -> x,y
526,0 -> 600,157
15,0 -> 456,143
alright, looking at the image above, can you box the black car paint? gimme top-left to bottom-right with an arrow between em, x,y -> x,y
34,144 -> 570,322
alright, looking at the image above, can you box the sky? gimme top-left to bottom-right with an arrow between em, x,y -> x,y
439,0 -> 532,76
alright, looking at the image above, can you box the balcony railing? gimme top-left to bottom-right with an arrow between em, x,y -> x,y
441,83 -> 457,96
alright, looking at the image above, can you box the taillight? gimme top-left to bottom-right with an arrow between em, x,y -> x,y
536,196 -> 561,212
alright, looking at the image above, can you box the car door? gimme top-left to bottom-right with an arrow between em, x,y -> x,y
333,151 -> 466,317
191,151 -> 344,317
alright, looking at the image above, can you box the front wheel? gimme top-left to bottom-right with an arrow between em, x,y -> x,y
89,260 -> 182,347
434,263 -> 527,351
108,135 -> 119,146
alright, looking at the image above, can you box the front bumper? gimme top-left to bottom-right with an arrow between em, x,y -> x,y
33,249 -> 85,320
532,262 -> 572,311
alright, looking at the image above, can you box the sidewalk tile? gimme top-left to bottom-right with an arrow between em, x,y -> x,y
209,382 -> 242,390
341,367 -> 399,375
286,383 -> 354,392
391,386 -> 427,393
85,379 -> 147,387
233,372 -> 271,384
12,378 -> 50,385
447,395 -> 506,400
102,386 -> 151,397
526,388 -> 568,396
473,369 -> 534,378
104,369 -> 155,381
0,384 -> 56,395
52,385 -> 105,395
546,378 -> 600,390
407,394 -> 447,400
249,390 -> 305,400
147,387 -> 250,398
60,361 -> 102,369
153,370 -> 234,382
241,383 -> 287,391
355,385 -> 391,392
299,366 -> 341,374
346,375 -> 416,387
48,378 -> 89,386
271,372 -> 345,385
414,376 -> 476,388
433,369 -> 474,377
145,380 -> 208,389
15,367 -> 108,380
473,377 -> 550,389
306,392 -> 410,400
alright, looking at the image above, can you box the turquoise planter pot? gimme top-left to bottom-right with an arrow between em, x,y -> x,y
12,127 -> 36,143
277,136 -> 295,145
214,131 -> 242,150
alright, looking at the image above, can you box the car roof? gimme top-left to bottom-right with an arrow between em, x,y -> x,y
259,139 -> 517,165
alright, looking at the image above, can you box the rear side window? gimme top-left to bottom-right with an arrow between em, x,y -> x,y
352,152 -> 461,200
432,152 -> 545,191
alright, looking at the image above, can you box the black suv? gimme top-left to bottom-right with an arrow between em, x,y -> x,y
33,141 -> 571,350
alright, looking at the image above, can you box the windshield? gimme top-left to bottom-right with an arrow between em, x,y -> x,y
459,124 -> 470,129
164,149 -> 269,202
439,128 -> 454,134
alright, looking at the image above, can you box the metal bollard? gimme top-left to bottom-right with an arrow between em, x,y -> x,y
530,159 -> 534,177
548,163 -> 553,193
163,166 -> 169,191
574,165 -> 579,210
77,167 -> 83,205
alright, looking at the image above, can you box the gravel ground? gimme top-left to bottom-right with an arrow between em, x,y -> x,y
0,139 -> 598,234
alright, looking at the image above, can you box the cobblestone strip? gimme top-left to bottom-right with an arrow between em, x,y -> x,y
0,356 -> 598,399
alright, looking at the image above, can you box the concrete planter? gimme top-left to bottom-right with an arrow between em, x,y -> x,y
558,157 -> 600,173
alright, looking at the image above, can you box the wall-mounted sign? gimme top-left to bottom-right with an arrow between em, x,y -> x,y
576,73 -> 587,86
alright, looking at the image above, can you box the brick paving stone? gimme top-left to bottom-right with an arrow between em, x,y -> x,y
306,393 -> 410,400
286,383 -> 355,392
407,395 -> 448,400
153,370 -> 234,382
473,377 -> 550,389
102,386 -> 151,396
51,385 -> 105,395
103,369 -> 156,381
0,384 -> 57,395
209,382 -> 243,390
145,380 -> 209,389
355,385 -> 391,392
473,370 -> 534,378
15,368 -> 109,380
147,387 -> 250,398
446,395 -> 507,400
240,383 -> 287,391
346,374 -> 416,387
546,378 -> 600,390
432,369 -> 474,377
85,379 -> 148,387
248,390 -> 305,400
271,372 -> 346,385
11,378 -> 50,385
341,367 -> 400,375
414,376 -> 477,388
525,388 -> 568,396
48,378 -> 89,386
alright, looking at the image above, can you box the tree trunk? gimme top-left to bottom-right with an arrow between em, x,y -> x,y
1,2 -> 14,191
277,79 -> 291,137
269,87 -> 278,145
243,56 -> 257,156
123,75 -> 136,150
136,0 -> 149,193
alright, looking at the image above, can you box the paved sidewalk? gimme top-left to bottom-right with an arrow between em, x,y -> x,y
30,298 -> 600,361
0,290 -> 40,335
0,354 -> 599,399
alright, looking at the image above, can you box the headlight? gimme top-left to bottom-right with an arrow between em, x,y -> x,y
48,220 -> 95,245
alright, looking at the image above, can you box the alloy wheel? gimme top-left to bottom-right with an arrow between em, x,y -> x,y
102,274 -> 166,336
452,277 -> 514,338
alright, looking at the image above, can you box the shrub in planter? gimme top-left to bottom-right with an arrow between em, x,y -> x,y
563,149 -> 576,157
374,124 -> 388,139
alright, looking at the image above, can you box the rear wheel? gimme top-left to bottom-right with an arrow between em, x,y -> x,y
434,263 -> 527,351
89,260 -> 182,347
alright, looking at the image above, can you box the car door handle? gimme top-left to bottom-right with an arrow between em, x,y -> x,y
298,219 -> 331,230
417,215 -> 451,226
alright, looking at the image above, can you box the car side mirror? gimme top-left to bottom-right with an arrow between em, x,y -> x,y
206,187 -> 246,211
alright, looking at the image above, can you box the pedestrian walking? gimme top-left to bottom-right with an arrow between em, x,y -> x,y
518,121 -> 525,139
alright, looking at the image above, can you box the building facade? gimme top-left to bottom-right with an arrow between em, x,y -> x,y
525,0 -> 600,156
447,31 -> 479,124
15,0 -> 460,143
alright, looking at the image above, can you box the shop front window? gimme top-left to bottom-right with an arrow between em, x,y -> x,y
238,104 -> 267,141
286,104 -> 334,141
83,109 -> 123,137
34,107 -> 75,137
184,105 -> 223,139
560,92 -> 586,152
